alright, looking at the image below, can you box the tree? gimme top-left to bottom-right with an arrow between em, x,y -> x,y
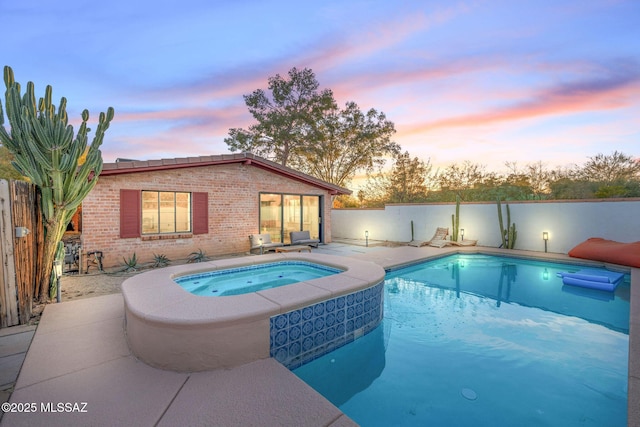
436,161 -> 488,193
357,168 -> 390,208
225,67 -> 335,167
0,66 -> 114,301
332,194 -> 361,208
430,161 -> 497,201
294,101 -> 399,187
384,151 -> 432,203
547,152 -> 640,199
549,178 -> 598,199
504,161 -> 551,199
226,67 -> 399,187
578,151 -> 640,183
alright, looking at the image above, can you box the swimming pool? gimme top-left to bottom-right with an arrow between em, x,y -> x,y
175,261 -> 343,296
294,254 -> 630,426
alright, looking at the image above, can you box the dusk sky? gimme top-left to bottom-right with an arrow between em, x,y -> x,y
3,0 -> 639,185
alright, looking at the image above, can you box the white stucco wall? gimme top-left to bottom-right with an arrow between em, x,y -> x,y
331,199 -> 640,254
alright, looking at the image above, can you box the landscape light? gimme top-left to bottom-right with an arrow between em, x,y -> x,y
542,232 -> 549,253
53,260 -> 63,303
365,230 -> 369,247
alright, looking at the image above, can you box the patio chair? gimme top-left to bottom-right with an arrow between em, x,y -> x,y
289,230 -> 320,248
249,233 -> 284,254
407,227 -> 450,247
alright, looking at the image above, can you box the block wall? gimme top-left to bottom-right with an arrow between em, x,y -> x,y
331,199 -> 640,254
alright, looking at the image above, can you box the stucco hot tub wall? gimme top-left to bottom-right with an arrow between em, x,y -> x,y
122,253 -> 385,372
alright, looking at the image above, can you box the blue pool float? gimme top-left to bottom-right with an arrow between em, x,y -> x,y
557,269 -> 625,291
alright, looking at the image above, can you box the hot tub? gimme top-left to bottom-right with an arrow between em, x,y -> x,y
174,260 -> 344,296
122,252 -> 385,372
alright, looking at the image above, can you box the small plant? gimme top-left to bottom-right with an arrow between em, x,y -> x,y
122,253 -> 138,272
188,249 -> 208,263
152,253 -> 170,268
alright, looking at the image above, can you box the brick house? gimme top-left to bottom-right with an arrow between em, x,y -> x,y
79,152 -> 350,269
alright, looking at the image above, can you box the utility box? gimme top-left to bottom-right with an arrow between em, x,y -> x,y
15,227 -> 30,238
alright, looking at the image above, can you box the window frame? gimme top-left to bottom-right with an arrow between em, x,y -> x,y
141,190 -> 192,235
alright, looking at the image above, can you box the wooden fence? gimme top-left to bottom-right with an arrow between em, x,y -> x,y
0,179 -> 42,327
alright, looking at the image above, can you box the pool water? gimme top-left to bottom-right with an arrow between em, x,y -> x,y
294,254 -> 630,426
175,261 -> 342,296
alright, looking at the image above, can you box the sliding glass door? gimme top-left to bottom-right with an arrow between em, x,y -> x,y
260,193 -> 322,244
259,194 -> 282,242
302,196 -> 320,242
283,195 -> 301,245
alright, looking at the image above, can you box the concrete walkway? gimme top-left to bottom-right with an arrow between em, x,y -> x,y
0,243 -> 637,426
0,325 -> 36,405
1,292 -> 358,427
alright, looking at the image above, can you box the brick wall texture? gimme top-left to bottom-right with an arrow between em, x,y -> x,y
81,163 -> 333,268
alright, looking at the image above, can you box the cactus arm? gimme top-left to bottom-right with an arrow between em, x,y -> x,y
410,220 -> 414,241
497,198 -> 506,247
451,214 -> 455,241
505,204 -> 516,249
455,196 -> 460,240
451,195 -> 460,242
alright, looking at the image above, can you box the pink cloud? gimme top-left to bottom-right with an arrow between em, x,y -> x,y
140,3 -> 474,108
306,3 -> 474,74
401,65 -> 640,135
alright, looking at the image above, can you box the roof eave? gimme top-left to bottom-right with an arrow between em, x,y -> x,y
100,153 -> 351,195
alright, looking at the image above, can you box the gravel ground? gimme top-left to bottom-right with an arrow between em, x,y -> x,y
59,269 -> 135,301
57,253 -> 251,302
30,252 -> 250,323
28,266 -> 146,324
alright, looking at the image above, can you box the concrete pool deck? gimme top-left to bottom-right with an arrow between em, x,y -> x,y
1,243 -> 638,426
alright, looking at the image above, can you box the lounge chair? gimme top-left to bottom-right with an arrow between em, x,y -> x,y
249,233 -> 284,254
289,230 -> 320,248
408,227 -> 450,247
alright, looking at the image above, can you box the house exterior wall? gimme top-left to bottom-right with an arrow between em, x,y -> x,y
331,199 -> 640,254
81,163 -> 333,268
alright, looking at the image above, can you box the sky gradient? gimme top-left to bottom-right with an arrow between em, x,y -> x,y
3,0 -> 639,186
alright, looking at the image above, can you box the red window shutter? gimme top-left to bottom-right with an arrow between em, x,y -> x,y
120,189 -> 141,238
192,192 -> 208,235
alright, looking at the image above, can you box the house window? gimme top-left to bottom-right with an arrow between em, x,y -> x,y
120,190 -> 207,238
141,191 -> 191,234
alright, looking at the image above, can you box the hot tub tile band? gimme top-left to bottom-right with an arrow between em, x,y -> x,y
270,281 -> 384,369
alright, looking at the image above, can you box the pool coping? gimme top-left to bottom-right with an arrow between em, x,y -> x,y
122,252 -> 386,372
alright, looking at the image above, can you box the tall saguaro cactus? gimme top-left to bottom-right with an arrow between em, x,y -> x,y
497,197 -> 517,249
451,195 -> 460,242
0,66 -> 114,301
